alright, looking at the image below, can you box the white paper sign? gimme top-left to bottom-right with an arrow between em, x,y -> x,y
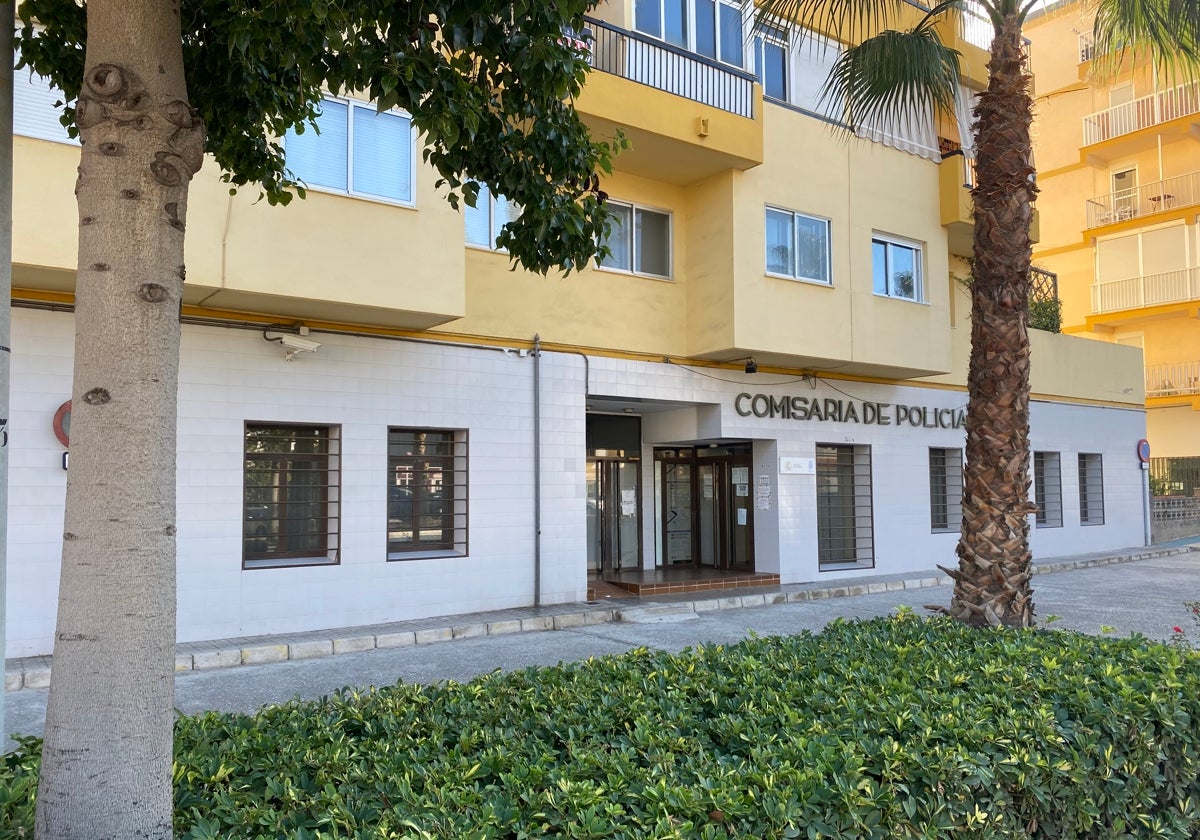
780,456 -> 816,475
731,466 -> 749,484
737,508 -> 747,526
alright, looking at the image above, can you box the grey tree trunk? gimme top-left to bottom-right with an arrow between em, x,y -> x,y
35,1 -> 203,837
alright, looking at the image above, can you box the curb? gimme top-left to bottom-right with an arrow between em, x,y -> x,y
6,544 -> 1196,693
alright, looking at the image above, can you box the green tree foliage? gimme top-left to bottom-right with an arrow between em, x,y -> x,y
17,0 -> 624,274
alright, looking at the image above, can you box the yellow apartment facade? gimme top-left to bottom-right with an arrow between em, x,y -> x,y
7,0 -> 1147,657
1028,1 -> 1199,496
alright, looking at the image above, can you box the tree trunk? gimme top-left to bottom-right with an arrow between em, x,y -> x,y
35,1 -> 203,837
946,13 -> 1037,628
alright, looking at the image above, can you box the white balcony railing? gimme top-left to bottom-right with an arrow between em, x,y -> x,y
958,3 -> 993,51
1147,361 -> 1200,397
1091,266 -> 1200,313
1085,171 -> 1200,227
1078,32 -> 1095,63
1082,81 -> 1200,145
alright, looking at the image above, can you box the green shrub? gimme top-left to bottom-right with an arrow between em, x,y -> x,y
1028,297 -> 1063,333
3,616 -> 1199,839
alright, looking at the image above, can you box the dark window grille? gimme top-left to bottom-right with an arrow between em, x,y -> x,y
1078,453 -> 1105,525
929,448 -> 963,532
1034,451 -> 1064,528
243,424 -> 340,568
816,444 -> 874,568
388,428 -> 468,557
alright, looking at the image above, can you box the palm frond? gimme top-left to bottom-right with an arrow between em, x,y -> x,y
756,0 -> 927,51
1092,0 -> 1200,80
820,22 -> 962,134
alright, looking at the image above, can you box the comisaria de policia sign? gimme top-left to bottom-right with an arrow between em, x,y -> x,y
734,392 -> 966,429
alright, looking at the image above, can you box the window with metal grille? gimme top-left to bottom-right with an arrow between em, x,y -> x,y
816,444 -> 874,569
243,424 -> 340,568
1078,453 -> 1105,525
1034,451 -> 1063,528
929,448 -> 963,533
388,428 -> 468,557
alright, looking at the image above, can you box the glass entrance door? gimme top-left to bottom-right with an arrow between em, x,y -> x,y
655,445 -> 754,571
587,459 -> 641,574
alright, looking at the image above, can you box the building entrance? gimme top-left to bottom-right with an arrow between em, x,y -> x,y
585,415 -> 642,575
655,444 -> 754,571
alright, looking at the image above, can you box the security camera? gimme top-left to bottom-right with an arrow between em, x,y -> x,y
279,335 -> 322,353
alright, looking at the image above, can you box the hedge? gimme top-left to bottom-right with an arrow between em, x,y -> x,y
2,614 -> 1198,839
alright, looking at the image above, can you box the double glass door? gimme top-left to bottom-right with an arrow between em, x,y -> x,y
586,458 -> 641,574
656,445 -> 754,571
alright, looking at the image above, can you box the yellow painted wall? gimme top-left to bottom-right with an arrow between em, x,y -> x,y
1148,405 -> 1200,457
13,137 -> 77,278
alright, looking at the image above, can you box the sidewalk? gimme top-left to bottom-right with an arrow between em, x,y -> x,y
7,542 -> 1197,693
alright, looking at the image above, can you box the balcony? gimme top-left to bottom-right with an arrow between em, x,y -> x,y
1081,81 -> 1200,161
1085,171 -> 1200,228
575,17 -> 764,184
1147,361 -> 1200,397
1092,267 -> 1200,314
1078,32 -> 1095,64
939,150 -> 1040,257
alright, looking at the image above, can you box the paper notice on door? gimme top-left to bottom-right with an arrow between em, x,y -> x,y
620,489 -> 636,515
731,466 -> 749,484
737,508 -> 747,526
736,483 -> 749,497
702,472 -> 714,500
755,476 -> 771,511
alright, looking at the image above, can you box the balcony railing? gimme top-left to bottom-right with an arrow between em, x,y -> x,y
584,17 -> 757,118
1085,171 -> 1200,227
1078,32 -> 1095,63
1091,266 -> 1200,313
957,3 -> 993,51
1082,81 -> 1200,145
1147,361 -> 1200,397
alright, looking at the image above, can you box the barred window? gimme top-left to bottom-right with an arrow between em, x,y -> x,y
1034,451 -> 1063,528
388,429 -> 468,557
816,444 -> 874,569
929,448 -> 963,533
243,424 -> 340,568
1078,453 -> 1105,525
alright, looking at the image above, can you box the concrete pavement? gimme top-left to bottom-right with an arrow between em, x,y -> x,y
5,544 -> 1199,747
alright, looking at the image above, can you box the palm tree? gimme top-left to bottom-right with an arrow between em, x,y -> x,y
755,0 -> 1197,627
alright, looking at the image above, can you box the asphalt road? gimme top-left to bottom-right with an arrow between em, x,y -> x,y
6,554 -> 1199,746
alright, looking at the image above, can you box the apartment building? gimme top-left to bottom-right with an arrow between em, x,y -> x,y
7,1 -> 1146,657
1028,2 -> 1198,494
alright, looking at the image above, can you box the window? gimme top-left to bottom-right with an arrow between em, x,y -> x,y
816,444 -> 874,569
13,49 -> 77,145
873,236 -> 923,301
284,97 -> 414,204
929,448 -> 963,533
599,201 -> 672,279
755,25 -> 788,100
388,428 -> 468,557
1034,451 -> 1063,528
1078,453 -> 1105,525
634,0 -> 745,66
465,184 -> 521,250
765,207 -> 831,284
243,424 -> 340,568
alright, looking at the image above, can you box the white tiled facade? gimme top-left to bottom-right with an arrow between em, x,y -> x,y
5,307 -> 1147,657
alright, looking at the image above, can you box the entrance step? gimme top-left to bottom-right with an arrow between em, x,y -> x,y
615,604 -> 700,624
608,572 -> 781,597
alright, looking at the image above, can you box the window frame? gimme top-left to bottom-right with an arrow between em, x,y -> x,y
764,205 -> 833,285
1078,452 -> 1105,525
754,23 -> 790,101
387,427 -> 470,559
242,423 -> 341,570
13,47 -> 79,146
284,94 -> 417,208
1033,451 -> 1064,528
872,234 -> 925,302
929,447 -> 964,533
596,199 -> 674,280
816,444 -> 874,570
464,185 -> 521,252
634,0 -> 748,69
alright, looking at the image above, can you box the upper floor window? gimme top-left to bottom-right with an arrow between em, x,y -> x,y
635,0 -> 745,67
465,184 -> 521,251
284,97 -> 414,205
872,235 -> 924,302
755,25 -> 788,101
13,49 -> 77,145
598,200 -> 673,279
765,207 -> 831,284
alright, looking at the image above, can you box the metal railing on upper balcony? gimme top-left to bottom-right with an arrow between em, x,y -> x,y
1078,32 -> 1095,63
583,17 -> 757,118
1082,81 -> 1200,145
1147,361 -> 1200,397
957,3 -> 993,51
1092,266 -> 1200,313
1085,171 -> 1200,228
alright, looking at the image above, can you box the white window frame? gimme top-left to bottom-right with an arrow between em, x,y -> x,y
464,187 -> 521,253
13,47 -> 79,146
754,23 -> 790,101
284,94 -> 417,208
764,206 -> 832,285
872,233 -> 925,302
597,199 -> 674,280
633,0 -> 750,69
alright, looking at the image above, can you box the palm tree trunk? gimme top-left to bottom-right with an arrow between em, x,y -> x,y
946,12 -> 1038,628
35,1 -> 203,836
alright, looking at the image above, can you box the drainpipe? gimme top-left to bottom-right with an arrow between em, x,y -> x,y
533,334 -> 542,606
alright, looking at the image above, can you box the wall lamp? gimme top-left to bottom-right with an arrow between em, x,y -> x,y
744,358 -> 758,374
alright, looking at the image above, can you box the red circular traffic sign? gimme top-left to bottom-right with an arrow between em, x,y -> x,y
1136,438 -> 1151,463
53,400 -> 71,448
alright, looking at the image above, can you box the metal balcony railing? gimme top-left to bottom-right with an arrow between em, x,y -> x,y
1082,81 -> 1200,145
583,17 -> 757,118
1091,266 -> 1200,313
1084,171 -> 1200,228
1147,361 -> 1200,397
957,3 -> 993,51
1078,32 -> 1095,63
